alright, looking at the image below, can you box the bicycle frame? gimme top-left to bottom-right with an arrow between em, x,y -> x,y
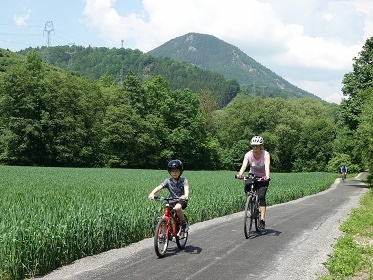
162,203 -> 182,238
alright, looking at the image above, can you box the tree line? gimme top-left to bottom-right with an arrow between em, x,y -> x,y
1,37 -> 372,177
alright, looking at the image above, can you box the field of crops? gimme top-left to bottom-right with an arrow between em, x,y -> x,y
0,166 -> 339,279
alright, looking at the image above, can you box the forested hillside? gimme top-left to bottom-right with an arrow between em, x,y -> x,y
17,46 -> 239,107
148,32 -> 319,100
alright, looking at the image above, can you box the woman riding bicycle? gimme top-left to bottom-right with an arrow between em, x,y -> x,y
148,159 -> 190,232
236,136 -> 270,230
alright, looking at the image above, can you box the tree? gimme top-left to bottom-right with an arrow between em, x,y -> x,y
270,124 -> 299,172
42,74 -> 105,166
355,88 -> 373,180
122,71 -> 147,116
0,51 -> 47,165
162,88 -> 206,168
342,37 -> 373,99
99,71 -> 117,88
341,37 -> 373,130
100,102 -> 147,167
198,89 -> 218,132
292,119 -> 336,172
100,77 -> 169,168
336,36 -> 373,171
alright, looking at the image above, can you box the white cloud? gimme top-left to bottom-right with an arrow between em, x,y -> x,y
269,36 -> 361,72
13,9 -> 31,26
82,0 -> 148,48
81,0 -> 373,104
288,78 -> 345,104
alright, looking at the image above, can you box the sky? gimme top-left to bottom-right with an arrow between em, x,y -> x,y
1,0 -> 372,104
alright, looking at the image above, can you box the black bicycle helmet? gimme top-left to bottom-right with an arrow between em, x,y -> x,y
167,159 -> 184,174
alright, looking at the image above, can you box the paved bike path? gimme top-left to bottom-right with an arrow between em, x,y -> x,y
38,173 -> 369,280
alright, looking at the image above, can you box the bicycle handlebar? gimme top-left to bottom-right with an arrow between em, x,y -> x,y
153,196 -> 186,202
234,174 -> 269,181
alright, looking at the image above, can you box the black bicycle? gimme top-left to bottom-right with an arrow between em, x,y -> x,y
341,172 -> 346,182
236,174 -> 265,238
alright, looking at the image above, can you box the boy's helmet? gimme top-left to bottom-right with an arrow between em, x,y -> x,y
250,136 -> 264,145
167,159 -> 183,174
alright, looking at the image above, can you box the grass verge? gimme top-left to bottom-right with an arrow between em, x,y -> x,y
320,178 -> 372,280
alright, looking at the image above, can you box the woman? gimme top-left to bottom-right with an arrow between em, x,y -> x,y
236,136 -> 270,229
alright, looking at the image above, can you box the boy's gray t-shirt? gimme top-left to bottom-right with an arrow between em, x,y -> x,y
161,178 -> 188,198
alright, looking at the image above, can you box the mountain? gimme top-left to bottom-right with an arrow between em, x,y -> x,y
148,32 -> 320,100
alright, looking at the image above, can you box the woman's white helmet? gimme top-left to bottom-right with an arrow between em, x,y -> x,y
250,136 -> 263,145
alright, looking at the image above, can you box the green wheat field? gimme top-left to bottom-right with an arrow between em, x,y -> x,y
0,166 -> 339,279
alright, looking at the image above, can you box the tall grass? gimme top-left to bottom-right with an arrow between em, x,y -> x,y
0,166 -> 339,279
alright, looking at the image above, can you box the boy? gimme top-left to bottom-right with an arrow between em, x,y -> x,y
148,159 -> 189,232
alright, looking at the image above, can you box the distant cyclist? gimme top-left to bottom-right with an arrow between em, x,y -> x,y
236,136 -> 270,230
340,165 -> 348,180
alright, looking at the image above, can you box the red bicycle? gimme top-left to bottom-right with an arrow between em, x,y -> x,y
153,196 -> 188,258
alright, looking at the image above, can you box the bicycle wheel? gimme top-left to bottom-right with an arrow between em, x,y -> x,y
154,218 -> 169,258
244,194 -> 254,238
176,215 -> 188,249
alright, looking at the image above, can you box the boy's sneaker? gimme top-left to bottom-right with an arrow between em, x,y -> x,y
258,220 -> 265,230
182,222 -> 189,232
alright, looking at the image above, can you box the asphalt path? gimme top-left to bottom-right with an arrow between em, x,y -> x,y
38,173 -> 369,280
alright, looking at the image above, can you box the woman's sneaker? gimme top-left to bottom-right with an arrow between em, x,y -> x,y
259,220 -> 265,230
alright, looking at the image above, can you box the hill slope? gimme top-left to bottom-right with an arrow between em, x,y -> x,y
148,32 -> 320,100
16,46 -> 239,107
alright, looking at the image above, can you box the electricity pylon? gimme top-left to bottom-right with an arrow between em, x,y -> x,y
43,21 -> 54,63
